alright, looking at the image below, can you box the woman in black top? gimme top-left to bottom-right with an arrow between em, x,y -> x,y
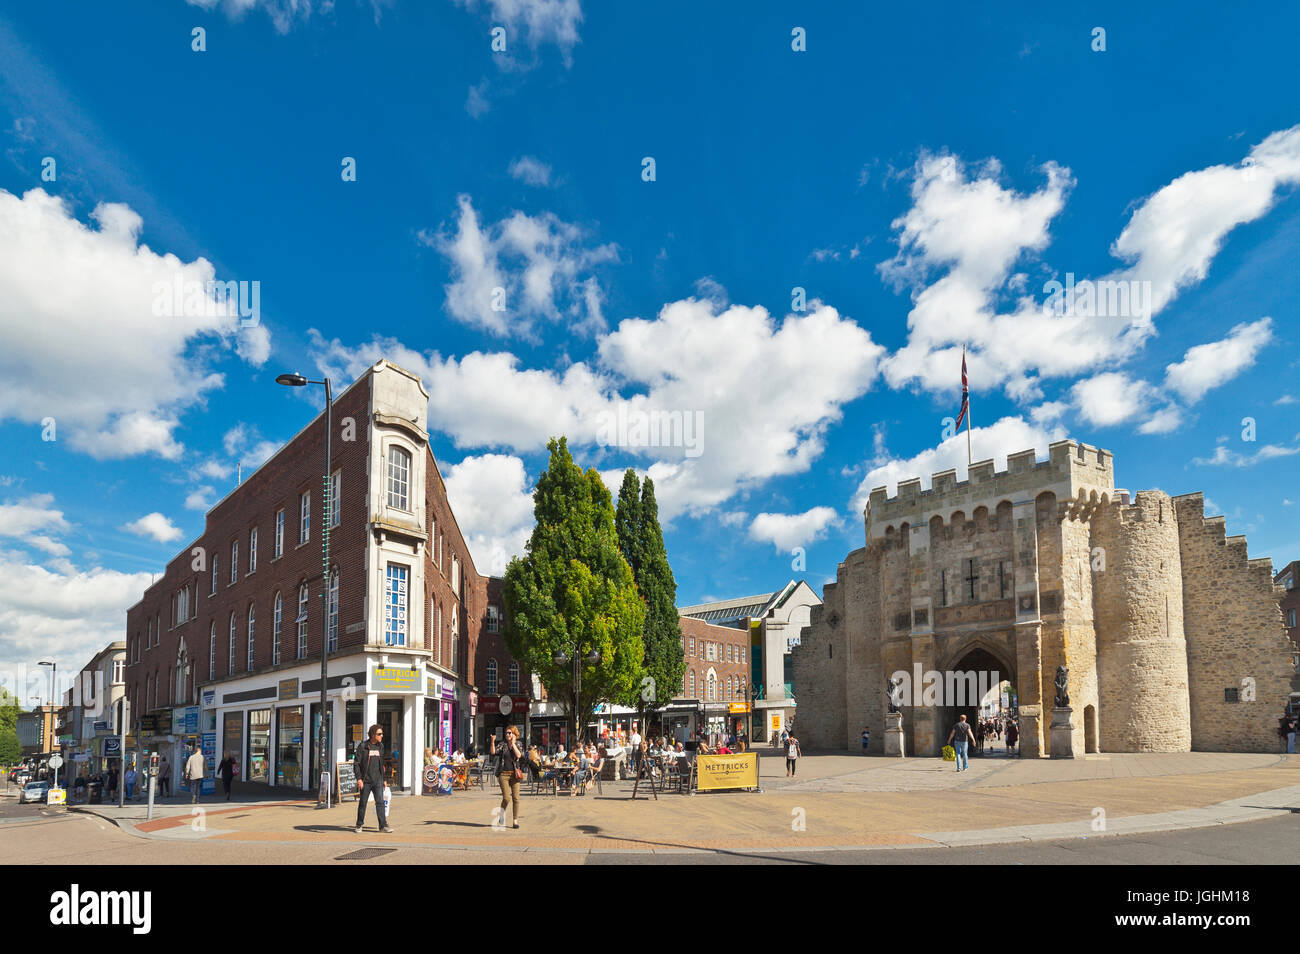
489,726 -> 523,829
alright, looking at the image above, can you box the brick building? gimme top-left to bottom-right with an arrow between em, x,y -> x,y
679,581 -> 819,743
676,614 -> 751,744
796,439 -> 1298,756
123,360 -> 528,794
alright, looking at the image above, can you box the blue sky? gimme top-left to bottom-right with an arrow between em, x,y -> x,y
1,0 -> 1298,690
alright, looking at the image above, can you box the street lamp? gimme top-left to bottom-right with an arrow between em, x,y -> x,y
277,371 -> 333,808
38,661 -> 56,754
552,648 -> 600,751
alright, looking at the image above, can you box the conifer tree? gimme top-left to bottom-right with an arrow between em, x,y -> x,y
614,471 -> 686,716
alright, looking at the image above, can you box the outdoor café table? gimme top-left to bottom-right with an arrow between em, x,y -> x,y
542,763 -> 577,794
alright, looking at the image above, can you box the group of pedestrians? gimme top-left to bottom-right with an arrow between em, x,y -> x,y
947,714 -> 1020,770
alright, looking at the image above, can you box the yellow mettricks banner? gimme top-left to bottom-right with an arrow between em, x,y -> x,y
695,752 -> 759,791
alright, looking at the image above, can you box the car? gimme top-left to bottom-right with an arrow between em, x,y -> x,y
19,781 -> 49,804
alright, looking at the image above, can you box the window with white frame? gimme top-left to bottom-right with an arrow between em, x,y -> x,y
209,623 -> 215,680
273,592 -> 282,665
299,491 -> 310,544
508,660 -> 519,694
387,446 -> 410,511
297,584 -> 309,659
1289,608 -> 1298,628
486,604 -> 499,634
274,509 -> 284,557
689,670 -> 695,697
450,605 -> 459,673
230,541 -> 238,584
247,604 -> 256,672
228,613 -> 237,674
689,636 -> 694,657
436,603 -> 443,665
452,554 -> 460,597
211,553 -> 218,595
385,564 -> 408,646
177,585 -> 189,623
327,568 -> 339,652
155,614 -> 160,646
249,527 -> 257,573
112,659 -> 124,684
707,671 -> 716,702
329,469 -> 341,528
486,658 -> 498,694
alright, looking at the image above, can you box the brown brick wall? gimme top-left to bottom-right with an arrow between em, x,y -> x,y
678,615 -> 750,702
126,372 -> 372,712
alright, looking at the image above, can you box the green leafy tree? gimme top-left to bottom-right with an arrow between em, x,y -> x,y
0,688 -> 20,765
502,438 -> 646,746
615,472 -> 686,716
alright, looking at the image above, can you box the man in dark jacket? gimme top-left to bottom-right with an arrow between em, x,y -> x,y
353,724 -> 392,833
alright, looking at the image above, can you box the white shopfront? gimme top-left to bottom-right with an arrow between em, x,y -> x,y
205,654 -> 451,795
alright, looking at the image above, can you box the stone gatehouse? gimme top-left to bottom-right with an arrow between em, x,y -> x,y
793,440 -> 1297,756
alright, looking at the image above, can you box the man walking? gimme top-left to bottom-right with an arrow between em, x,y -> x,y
861,726 -> 870,754
158,756 -> 171,798
182,742 -> 206,803
354,724 -> 393,834
947,715 -> 975,772
1005,719 -> 1019,757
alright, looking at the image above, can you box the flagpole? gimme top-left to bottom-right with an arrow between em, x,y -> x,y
964,346 -> 972,467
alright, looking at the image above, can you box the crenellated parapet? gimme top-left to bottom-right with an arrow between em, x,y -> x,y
865,439 -> 1114,540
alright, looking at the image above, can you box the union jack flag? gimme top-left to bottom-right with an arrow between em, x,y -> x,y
955,348 -> 969,430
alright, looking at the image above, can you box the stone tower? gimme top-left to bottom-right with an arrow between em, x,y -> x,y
794,440 -> 1296,756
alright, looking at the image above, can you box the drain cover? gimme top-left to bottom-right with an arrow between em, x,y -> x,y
336,847 -> 398,861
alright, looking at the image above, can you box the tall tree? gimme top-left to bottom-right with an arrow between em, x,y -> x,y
614,469 -> 644,576
502,438 -> 645,748
615,473 -> 686,716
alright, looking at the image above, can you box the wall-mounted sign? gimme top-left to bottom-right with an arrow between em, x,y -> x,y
368,666 -> 421,694
278,678 -> 299,701
480,694 -> 529,716
202,690 -> 216,707
425,675 -> 441,697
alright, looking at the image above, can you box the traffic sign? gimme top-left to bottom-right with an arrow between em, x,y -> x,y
48,755 -> 64,770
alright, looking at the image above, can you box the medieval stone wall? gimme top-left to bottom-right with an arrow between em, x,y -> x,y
1173,493 -> 1297,752
795,441 -> 1293,756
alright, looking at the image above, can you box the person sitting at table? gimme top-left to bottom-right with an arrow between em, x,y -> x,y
569,746 -> 590,796
424,747 -> 437,766
451,748 -> 465,764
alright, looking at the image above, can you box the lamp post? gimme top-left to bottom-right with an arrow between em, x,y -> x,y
277,372 -> 333,808
552,648 -> 600,751
38,660 -> 56,754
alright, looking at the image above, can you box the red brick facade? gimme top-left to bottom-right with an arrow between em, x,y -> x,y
678,615 -> 750,704
123,363 -> 529,739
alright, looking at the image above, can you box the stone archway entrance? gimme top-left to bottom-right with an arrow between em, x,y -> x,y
935,643 -> 1017,758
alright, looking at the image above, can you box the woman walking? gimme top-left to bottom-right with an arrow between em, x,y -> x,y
490,726 -> 524,829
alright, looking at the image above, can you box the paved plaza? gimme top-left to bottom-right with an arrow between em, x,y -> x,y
37,748 -> 1299,858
